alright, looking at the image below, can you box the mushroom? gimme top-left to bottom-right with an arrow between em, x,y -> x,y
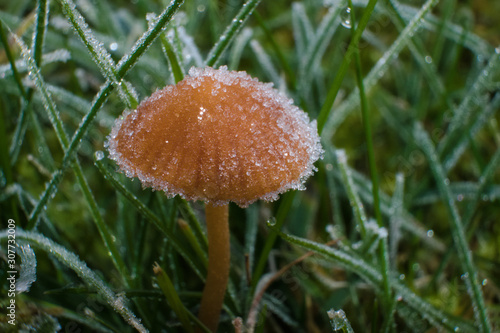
106,66 -> 322,332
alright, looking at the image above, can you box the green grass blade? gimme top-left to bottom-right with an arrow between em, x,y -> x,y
322,0 -> 440,138
335,149 -> 368,238
153,263 -> 194,333
15,35 -> 131,287
0,230 -> 147,333
32,0 -> 48,66
55,0 -> 138,108
27,0 -> 183,224
348,1 -> 392,321
94,154 -> 206,280
160,32 -> 185,83
228,27 -> 253,70
270,225 -> 475,332
205,0 -> 262,67
413,122 -> 491,333
317,0 -> 379,134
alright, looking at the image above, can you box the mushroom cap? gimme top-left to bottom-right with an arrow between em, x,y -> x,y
106,66 -> 323,207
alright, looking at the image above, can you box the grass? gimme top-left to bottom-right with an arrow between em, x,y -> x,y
1,0 -> 499,332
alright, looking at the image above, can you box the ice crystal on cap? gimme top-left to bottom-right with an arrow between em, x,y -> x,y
106,66 -> 323,207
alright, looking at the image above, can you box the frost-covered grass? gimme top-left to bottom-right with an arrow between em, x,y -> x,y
0,0 -> 499,332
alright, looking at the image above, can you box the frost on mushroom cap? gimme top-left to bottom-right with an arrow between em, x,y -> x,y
106,66 -> 323,207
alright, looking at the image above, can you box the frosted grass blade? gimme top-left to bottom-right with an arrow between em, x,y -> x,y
391,1 -> 491,55
94,154 -> 206,280
56,0 -> 138,108
291,2 -> 314,61
413,122 -> 491,333
205,0 -> 262,67
229,27 -> 252,70
384,0 -> 446,101
15,35 -> 131,288
271,226 -> 476,332
161,32 -> 185,83
0,49 -> 72,77
328,309 -> 354,333
28,0 -> 184,225
335,149 -> 368,238
177,26 -> 204,68
15,244 -> 37,293
442,93 -> 500,172
322,0 -> 439,138
250,39 -> 280,85
0,230 -> 148,333
389,173 -> 404,270
299,4 -> 341,90
32,0 -> 49,66
438,50 -> 500,157
317,0 -> 379,134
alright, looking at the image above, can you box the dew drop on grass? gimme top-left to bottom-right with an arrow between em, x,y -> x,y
95,151 -> 105,161
426,229 -> 434,237
340,7 -> 352,29
266,217 -> 277,227
424,55 -> 433,64
109,42 -> 118,51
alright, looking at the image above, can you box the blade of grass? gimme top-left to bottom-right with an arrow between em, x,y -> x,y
205,0 -> 262,67
322,0 -> 440,139
250,39 -> 280,85
413,122 -> 491,333
317,0 -> 379,134
15,35 -> 132,289
251,191 -> 296,296
160,32 -> 184,84
94,154 -> 206,281
348,2 -> 392,326
28,0 -> 184,224
0,230 -> 147,333
269,224 -> 476,332
253,12 -> 295,86
55,0 -> 138,108
335,149 -> 368,238
153,263 -> 194,333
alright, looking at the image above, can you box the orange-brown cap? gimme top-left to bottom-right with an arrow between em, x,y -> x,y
106,66 -> 322,207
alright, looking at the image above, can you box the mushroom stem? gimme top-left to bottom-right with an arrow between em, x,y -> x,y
198,203 -> 230,332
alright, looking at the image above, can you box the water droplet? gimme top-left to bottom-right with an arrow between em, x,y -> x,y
325,163 -> 333,171
482,69 -> 489,77
454,327 -> 460,332
444,178 -> 450,185
457,194 -> 464,202
427,230 -> 434,238
341,7 -> 352,28
482,279 -> 488,286
197,4 -> 206,12
424,55 -> 433,64
495,47 -> 500,54
266,217 -> 277,227
399,274 -> 405,280
109,42 -> 118,51
95,151 -> 105,161
461,272 -> 469,280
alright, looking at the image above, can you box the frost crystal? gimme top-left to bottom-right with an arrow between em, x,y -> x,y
106,66 -> 323,207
